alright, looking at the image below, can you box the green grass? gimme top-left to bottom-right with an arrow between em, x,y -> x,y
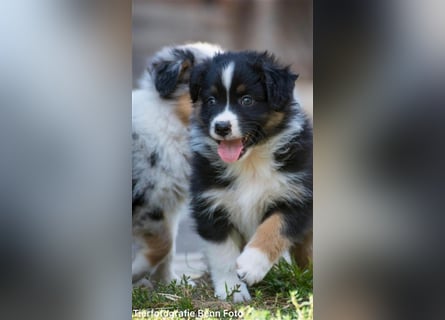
132,259 -> 313,319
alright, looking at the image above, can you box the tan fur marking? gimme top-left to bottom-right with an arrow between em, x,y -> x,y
210,85 -> 218,95
236,84 -> 246,94
181,59 -> 192,71
142,232 -> 172,267
265,112 -> 285,131
179,59 -> 192,80
249,213 -> 291,262
292,230 -> 313,268
174,94 -> 193,126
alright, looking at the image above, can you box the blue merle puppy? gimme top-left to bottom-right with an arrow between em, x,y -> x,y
132,43 -> 222,286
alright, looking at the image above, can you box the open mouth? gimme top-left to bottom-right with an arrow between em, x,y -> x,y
216,137 -> 248,163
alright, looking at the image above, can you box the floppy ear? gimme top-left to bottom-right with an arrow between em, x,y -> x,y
252,52 -> 298,111
151,50 -> 195,98
263,65 -> 298,111
189,61 -> 209,103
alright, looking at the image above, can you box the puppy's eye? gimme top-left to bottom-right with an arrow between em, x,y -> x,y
240,95 -> 254,106
207,96 -> 217,106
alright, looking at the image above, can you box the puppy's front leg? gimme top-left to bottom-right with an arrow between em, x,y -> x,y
236,213 -> 291,286
132,231 -> 172,283
206,234 -> 251,302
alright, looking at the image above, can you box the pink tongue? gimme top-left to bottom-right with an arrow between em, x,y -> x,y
217,139 -> 243,163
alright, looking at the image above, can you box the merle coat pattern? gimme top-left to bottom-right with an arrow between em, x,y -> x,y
132,43 -> 222,286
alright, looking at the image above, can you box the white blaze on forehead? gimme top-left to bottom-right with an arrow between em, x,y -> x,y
210,61 -> 241,140
221,61 -> 235,101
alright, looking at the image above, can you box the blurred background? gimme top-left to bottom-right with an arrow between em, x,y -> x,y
315,1 -> 445,319
133,0 -> 312,85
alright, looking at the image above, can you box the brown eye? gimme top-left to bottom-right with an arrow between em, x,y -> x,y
207,96 -> 217,106
240,95 -> 254,106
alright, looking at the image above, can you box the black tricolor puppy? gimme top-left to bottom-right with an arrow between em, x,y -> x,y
189,51 -> 313,302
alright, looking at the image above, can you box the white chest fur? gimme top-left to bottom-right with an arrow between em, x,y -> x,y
199,142 -> 306,240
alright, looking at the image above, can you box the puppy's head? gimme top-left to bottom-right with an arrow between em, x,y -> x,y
140,42 -> 222,99
190,51 -> 298,163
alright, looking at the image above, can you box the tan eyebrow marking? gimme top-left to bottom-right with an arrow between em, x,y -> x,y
210,85 -> 218,95
236,84 -> 246,94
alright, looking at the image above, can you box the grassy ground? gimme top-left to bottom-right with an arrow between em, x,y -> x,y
132,259 -> 313,320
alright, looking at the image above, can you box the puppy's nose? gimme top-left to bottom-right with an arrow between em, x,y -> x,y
214,121 -> 232,137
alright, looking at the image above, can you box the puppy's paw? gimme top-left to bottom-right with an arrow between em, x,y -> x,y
232,283 -> 251,303
236,247 -> 272,286
215,280 -> 251,302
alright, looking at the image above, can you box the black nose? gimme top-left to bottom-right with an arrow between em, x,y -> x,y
214,121 -> 232,137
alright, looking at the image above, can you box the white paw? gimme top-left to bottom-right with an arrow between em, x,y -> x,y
215,279 -> 251,302
236,247 -> 272,286
132,253 -> 151,283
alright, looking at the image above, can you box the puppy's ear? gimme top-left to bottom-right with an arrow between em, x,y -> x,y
189,61 -> 209,103
254,52 -> 298,111
151,49 -> 195,98
264,66 -> 298,111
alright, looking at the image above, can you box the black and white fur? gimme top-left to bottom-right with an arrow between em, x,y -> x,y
132,42 -> 222,286
189,51 -> 313,302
